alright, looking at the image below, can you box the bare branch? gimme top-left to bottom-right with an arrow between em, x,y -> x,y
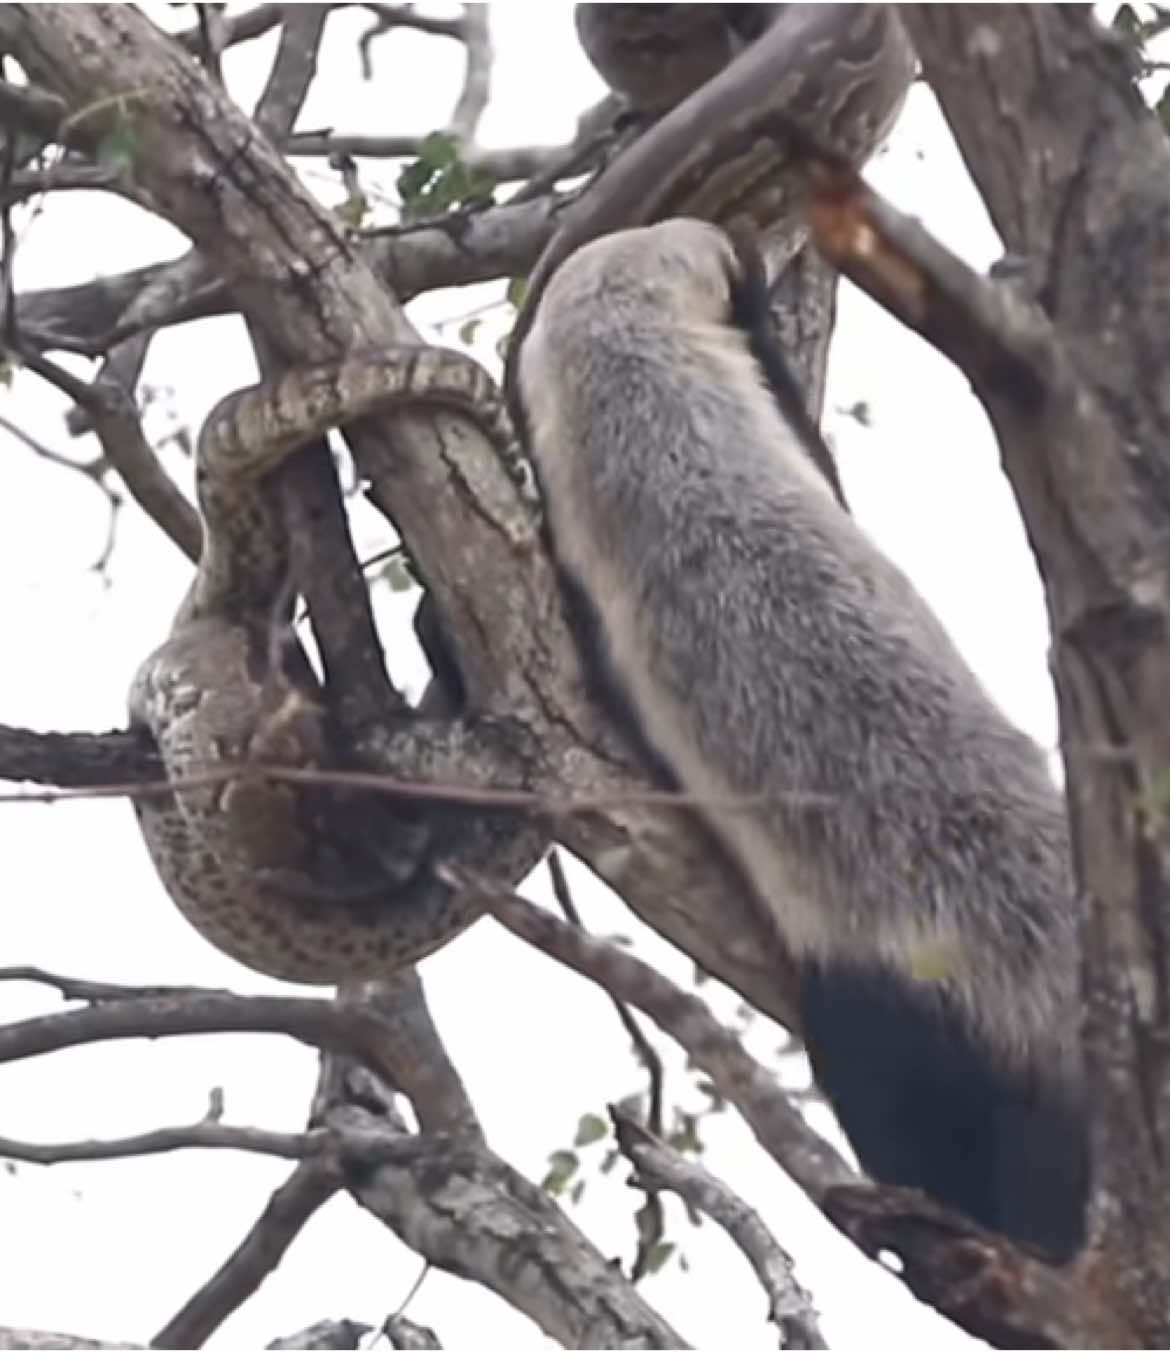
0,722 -> 157,787
357,3 -> 464,76
17,346 -> 201,560
548,848 -> 665,1136
612,1107 -> 826,1350
15,193 -> 556,353
0,410 -> 105,482
0,1122 -> 318,1165
152,1158 -> 342,1349
0,966 -> 216,1005
0,989 -> 427,1089
0,161 -> 126,207
0,1327 -> 139,1350
446,5 -> 492,144
173,3 -> 286,55
62,249 -> 215,439
252,6 -> 329,141
283,131 -> 563,182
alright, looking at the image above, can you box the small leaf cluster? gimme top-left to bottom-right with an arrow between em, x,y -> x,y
396,131 -> 495,222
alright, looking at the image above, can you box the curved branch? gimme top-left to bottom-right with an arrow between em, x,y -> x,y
253,6 -> 329,141
19,347 -> 201,560
612,1107 -> 826,1350
0,1122 -> 318,1165
446,5 -> 492,144
0,990 -> 419,1087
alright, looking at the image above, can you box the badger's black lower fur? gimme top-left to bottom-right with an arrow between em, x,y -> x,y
802,962 -> 1087,1257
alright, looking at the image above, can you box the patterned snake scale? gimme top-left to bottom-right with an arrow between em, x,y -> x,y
129,348 -> 512,983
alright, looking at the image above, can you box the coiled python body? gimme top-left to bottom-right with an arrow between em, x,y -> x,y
129,350 -> 511,983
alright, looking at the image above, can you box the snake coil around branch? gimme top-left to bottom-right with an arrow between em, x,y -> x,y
128,348 -> 523,983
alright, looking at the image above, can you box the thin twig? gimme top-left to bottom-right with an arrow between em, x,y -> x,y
0,753 -> 830,814
15,344 -> 201,560
0,965 -> 225,1004
174,2 -> 286,55
612,1107 -> 827,1350
0,1122 -> 320,1165
547,848 -> 665,1138
282,132 -> 563,182
357,3 -> 464,77
546,848 -> 669,1280
0,410 -> 107,481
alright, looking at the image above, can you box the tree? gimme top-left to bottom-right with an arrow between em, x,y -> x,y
0,4 -> 1168,1348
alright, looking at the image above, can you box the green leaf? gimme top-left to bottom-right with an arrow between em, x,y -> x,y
574,1112 -> 609,1147
419,130 -> 459,170
540,1148 -> 579,1195
643,1241 -> 675,1275
380,554 -> 417,593
458,317 -> 482,346
569,1179 -> 586,1205
335,193 -> 370,229
506,276 -> 528,311
396,155 -> 434,204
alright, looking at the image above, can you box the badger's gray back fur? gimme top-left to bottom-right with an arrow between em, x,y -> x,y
516,219 -> 1079,1078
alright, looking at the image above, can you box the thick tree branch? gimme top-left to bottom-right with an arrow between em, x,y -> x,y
334,970 -> 484,1141
14,193 -> 557,354
252,6 -> 328,141
0,722 -> 156,786
877,10 -> 1170,1343
317,1086 -> 690,1349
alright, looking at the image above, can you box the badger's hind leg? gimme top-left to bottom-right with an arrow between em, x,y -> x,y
801,961 -> 1088,1261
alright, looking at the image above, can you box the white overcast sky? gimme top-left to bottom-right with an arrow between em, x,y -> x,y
0,4 -> 1077,1348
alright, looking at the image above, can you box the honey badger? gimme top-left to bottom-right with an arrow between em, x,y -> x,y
512,218 -> 1087,1259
